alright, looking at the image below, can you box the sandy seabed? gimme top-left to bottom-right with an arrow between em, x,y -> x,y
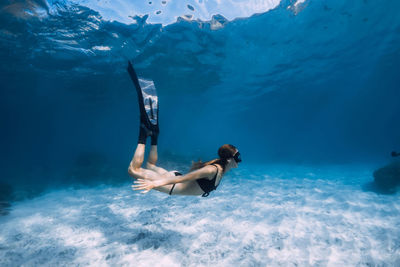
1,164 -> 399,266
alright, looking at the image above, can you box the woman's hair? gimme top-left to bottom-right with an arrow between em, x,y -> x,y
190,144 -> 238,173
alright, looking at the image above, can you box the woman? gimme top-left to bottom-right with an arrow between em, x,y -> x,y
126,61 -> 241,196
129,143 -> 241,196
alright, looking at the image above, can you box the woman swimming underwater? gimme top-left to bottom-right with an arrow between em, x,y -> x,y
126,61 -> 241,197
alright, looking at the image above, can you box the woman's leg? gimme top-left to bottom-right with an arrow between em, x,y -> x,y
146,145 -> 169,175
127,60 -> 163,181
130,143 -> 145,170
128,143 -> 147,179
128,143 -> 169,180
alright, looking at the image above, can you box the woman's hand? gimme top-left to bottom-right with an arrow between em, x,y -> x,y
131,179 -> 156,193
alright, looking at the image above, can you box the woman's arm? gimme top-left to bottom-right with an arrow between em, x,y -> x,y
132,165 -> 216,193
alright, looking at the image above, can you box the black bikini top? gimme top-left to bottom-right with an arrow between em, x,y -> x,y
196,164 -> 220,197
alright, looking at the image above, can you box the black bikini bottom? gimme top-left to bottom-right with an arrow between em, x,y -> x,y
169,171 -> 182,195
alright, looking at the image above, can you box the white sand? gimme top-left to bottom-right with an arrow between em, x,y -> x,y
0,164 -> 399,266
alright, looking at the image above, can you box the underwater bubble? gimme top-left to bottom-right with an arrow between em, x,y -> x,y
187,4 -> 195,11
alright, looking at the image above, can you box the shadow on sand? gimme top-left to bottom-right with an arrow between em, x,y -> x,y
0,182 -> 13,216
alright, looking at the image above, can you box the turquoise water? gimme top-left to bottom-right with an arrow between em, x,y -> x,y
1,0 -> 400,265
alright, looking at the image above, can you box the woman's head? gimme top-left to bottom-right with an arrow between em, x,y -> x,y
218,144 -> 241,170
190,144 -> 241,172
190,144 -> 242,172
218,144 -> 238,161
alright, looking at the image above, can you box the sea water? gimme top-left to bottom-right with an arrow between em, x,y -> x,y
1,0 -> 400,266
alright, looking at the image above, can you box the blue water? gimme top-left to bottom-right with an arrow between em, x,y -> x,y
1,0 -> 400,265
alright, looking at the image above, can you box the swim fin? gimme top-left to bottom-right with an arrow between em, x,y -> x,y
127,61 -> 159,145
